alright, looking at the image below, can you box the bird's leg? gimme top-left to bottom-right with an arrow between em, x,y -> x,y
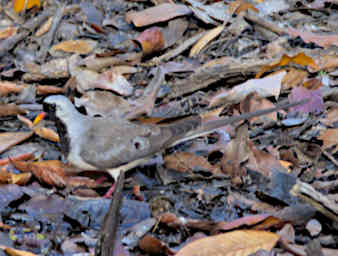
107,156 -> 154,181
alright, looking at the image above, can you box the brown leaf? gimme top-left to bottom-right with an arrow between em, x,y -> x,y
213,214 -> 271,232
139,234 -> 173,255
36,85 -> 65,95
176,230 -> 280,256
0,131 -> 33,154
288,27 -> 338,48
221,124 -> 249,181
240,95 -> 278,123
321,107 -> 338,126
51,40 -> 96,54
135,27 -> 165,55
11,159 -> 68,187
0,81 -> 26,96
126,3 -> 192,27
246,140 -> 284,177
282,68 -> 308,89
164,152 -> 221,174
318,129 -> 338,153
0,152 -> 34,166
0,104 -> 27,116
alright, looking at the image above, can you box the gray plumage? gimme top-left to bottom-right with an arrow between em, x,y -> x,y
43,95 -> 307,179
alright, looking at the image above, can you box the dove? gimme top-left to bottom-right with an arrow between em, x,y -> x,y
43,95 -> 306,180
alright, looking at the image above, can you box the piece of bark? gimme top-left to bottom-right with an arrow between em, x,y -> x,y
95,172 -> 125,256
290,180 -> 338,222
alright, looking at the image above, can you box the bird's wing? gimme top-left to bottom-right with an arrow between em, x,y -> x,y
78,116 -> 203,169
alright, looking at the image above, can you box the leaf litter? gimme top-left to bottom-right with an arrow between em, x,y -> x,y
0,0 -> 337,255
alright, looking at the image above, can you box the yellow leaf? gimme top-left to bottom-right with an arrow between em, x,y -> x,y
190,25 -> 224,57
13,0 -> 41,13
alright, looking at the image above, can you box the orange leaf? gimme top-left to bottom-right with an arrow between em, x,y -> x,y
13,0 -> 41,13
256,53 -> 320,78
33,112 -> 46,125
0,245 -> 38,256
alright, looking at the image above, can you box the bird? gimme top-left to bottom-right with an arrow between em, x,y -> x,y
43,95 -> 307,180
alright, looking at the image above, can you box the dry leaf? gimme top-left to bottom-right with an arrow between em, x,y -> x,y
33,126 -> 60,142
229,0 -> 259,15
135,27 -> 165,55
318,129 -> 338,153
139,234 -> 173,255
35,17 -> 52,37
247,140 -> 284,177
0,104 -> 27,116
126,3 -> 192,27
0,131 -> 33,154
210,71 -> 284,107
0,26 -> 17,39
164,152 -> 221,174
288,27 -> 338,48
51,40 -> 96,54
11,159 -> 68,187
289,86 -> 324,114
190,25 -> 223,57
176,230 -> 280,256
321,107 -> 338,126
282,68 -> 308,89
13,0 -> 40,13
0,152 -> 34,166
9,172 -> 32,185
256,53 -> 320,78
0,81 -> 26,96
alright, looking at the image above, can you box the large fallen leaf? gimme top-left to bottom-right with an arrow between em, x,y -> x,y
176,230 -> 280,256
210,71 -> 284,107
318,129 -> 338,153
0,131 -> 33,154
135,27 -> 165,55
289,86 -> 324,114
256,53 -> 319,78
11,159 -> 68,187
288,27 -> 338,48
126,3 -> 192,27
321,108 -> 338,126
0,104 -> 27,116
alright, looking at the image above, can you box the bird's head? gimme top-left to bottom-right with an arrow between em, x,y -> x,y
43,95 -> 77,122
